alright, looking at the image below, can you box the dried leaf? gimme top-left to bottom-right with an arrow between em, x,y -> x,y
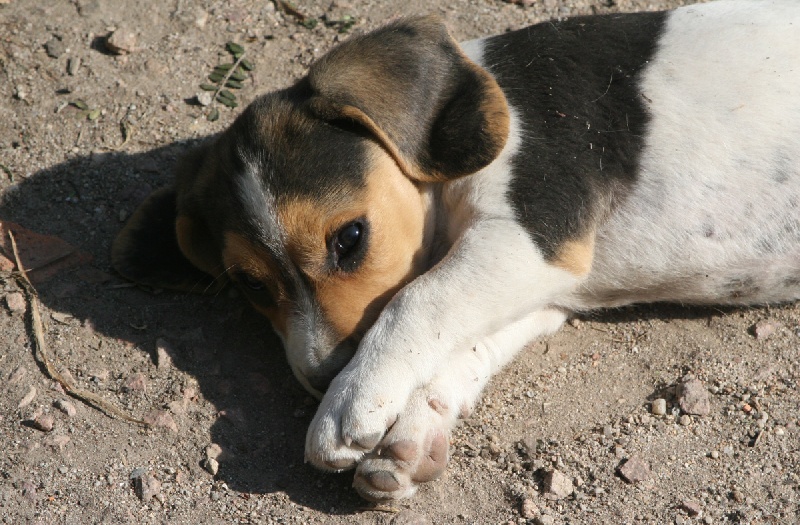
87,108 -> 101,121
207,107 -> 220,122
70,100 -> 89,110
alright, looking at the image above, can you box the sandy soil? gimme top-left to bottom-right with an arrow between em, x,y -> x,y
1,0 -> 798,524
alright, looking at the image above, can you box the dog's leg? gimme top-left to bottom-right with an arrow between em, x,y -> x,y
304,220 -> 583,470
351,307 -> 567,501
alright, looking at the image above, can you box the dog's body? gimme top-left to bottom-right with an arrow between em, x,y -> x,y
114,0 -> 800,501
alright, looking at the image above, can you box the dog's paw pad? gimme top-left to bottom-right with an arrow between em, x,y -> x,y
359,469 -> 402,493
354,428 -> 450,501
410,432 -> 448,482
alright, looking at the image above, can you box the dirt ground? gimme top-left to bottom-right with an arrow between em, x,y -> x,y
1,0 -> 798,523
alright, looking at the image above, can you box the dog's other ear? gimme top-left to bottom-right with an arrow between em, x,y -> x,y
112,148 -> 224,293
306,15 -> 509,182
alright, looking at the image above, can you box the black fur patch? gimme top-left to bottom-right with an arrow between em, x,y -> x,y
111,187 -> 222,293
482,11 -> 667,259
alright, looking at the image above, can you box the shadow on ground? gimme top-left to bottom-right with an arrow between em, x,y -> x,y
0,143 -> 364,513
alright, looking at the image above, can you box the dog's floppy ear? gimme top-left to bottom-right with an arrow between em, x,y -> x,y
306,15 -> 509,182
111,148 -> 224,293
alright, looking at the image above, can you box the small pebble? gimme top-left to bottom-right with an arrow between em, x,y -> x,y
196,91 -> 213,107
31,413 -> 55,432
47,435 -> 70,451
45,36 -> 66,58
131,471 -> 161,502
651,398 -> 667,416
677,377 -> 711,416
122,372 -> 147,393
543,469 -> 574,500
194,8 -> 209,28
9,366 -> 27,385
54,399 -> 77,417
67,56 -> 80,75
18,386 -> 37,408
751,319 -> 779,340
732,490 -> 745,503
203,457 -> 219,475
710,450 -> 719,459
618,455 -> 651,483
520,498 -> 540,518
679,414 -> 692,426
535,516 -> 555,525
5,292 -> 26,314
681,500 -> 702,517
106,27 -> 138,55
90,369 -> 109,382
155,338 -> 175,371
143,410 -> 178,432
14,85 -> 27,101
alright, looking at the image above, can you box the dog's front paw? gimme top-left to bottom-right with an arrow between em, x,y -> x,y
305,369 -> 411,472
353,391 -> 452,501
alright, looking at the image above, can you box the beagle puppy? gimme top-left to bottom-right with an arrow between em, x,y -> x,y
113,0 -> 800,501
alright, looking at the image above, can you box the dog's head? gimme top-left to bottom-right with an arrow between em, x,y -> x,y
112,16 -> 509,396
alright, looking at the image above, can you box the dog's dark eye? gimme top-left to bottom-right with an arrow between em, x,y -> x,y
331,220 -> 367,272
335,222 -> 362,258
238,273 -> 265,291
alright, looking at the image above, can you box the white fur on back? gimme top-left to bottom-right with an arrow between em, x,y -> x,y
574,0 -> 800,307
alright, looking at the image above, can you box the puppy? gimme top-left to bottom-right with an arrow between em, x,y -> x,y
113,0 -> 800,501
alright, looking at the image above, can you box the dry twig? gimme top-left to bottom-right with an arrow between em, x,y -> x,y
8,230 -> 149,427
